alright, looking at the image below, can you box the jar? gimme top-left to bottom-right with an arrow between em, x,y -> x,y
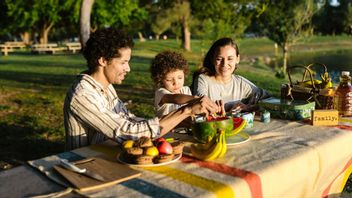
334,71 -> 352,116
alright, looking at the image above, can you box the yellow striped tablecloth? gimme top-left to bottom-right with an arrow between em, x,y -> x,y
61,118 -> 352,198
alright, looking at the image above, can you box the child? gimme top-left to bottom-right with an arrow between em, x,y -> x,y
150,51 -> 198,118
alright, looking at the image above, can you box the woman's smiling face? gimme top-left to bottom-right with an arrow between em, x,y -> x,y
214,45 -> 240,79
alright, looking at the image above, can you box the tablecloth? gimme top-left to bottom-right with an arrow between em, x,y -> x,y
28,118 -> 352,198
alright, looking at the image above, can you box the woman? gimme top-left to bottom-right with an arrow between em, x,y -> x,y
192,37 -> 270,112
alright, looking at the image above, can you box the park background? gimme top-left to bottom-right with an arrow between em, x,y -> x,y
0,0 -> 351,193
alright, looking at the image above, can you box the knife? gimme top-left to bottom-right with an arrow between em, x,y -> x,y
59,159 -> 106,182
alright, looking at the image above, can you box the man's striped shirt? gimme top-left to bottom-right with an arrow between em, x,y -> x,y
63,74 -> 160,150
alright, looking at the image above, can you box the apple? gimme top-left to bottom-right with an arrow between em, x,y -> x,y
156,141 -> 173,154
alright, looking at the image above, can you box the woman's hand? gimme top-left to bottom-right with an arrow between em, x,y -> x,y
230,102 -> 250,112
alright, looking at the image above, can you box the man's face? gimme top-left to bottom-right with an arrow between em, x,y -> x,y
104,47 -> 131,85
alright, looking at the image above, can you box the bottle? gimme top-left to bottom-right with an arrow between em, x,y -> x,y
334,71 -> 352,116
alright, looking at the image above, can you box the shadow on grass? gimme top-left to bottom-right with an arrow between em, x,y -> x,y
0,122 -> 64,165
0,70 -> 75,87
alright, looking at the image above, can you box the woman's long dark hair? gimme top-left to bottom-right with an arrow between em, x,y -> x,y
191,38 -> 240,93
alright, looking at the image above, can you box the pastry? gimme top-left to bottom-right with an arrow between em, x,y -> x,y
135,155 -> 154,165
136,136 -> 153,148
155,154 -> 174,163
171,141 -> 185,155
125,147 -> 143,155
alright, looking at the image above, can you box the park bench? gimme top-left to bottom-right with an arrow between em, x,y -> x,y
0,41 -> 26,56
65,42 -> 81,53
31,43 -> 66,54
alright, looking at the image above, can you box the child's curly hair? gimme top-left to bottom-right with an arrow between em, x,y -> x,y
150,51 -> 189,88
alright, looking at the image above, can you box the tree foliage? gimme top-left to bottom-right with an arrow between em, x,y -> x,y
91,0 -> 147,30
313,0 -> 352,35
258,0 -> 315,77
4,0 -> 77,44
191,0 -> 261,40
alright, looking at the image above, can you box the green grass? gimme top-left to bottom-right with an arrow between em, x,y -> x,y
0,36 -> 352,193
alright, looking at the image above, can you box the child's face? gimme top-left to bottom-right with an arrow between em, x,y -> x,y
213,45 -> 240,79
162,69 -> 185,93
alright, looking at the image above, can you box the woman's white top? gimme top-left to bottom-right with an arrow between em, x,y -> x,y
193,74 -> 269,110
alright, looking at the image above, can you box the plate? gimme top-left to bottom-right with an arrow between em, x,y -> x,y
226,132 -> 250,146
117,153 -> 182,168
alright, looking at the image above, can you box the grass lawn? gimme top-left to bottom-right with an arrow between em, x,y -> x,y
0,36 -> 351,193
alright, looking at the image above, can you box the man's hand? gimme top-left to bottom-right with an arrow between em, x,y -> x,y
187,96 -> 225,117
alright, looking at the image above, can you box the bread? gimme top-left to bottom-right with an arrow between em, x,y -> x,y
171,141 -> 185,155
136,136 -> 153,148
154,154 -> 174,163
125,147 -> 143,155
135,155 -> 154,165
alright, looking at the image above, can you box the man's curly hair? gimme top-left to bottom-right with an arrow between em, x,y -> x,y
83,28 -> 134,73
150,51 -> 189,88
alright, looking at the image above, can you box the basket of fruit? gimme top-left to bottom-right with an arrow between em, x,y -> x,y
191,115 -> 246,143
281,63 -> 335,109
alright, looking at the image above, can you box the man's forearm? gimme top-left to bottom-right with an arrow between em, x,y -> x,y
158,105 -> 192,135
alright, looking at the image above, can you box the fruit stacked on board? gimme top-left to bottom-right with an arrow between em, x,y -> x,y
190,129 -> 227,161
121,137 -> 184,165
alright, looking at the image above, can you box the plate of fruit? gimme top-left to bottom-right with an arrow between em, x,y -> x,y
117,137 -> 184,167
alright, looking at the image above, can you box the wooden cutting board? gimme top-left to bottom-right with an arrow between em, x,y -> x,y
54,157 -> 141,192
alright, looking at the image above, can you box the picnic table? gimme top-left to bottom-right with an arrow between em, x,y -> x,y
31,43 -> 67,54
64,42 -> 81,53
0,42 -> 26,56
0,118 -> 351,198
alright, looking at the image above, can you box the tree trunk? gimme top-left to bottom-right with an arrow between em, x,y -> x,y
80,0 -> 95,48
181,17 -> 191,51
20,32 -> 31,45
282,43 -> 289,75
155,34 -> 160,40
40,23 -> 54,44
138,32 -> 146,42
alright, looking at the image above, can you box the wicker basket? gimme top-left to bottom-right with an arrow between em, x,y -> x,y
281,63 -> 335,109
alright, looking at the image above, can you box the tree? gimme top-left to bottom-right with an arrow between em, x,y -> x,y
191,0 -> 259,40
258,0 -> 315,77
4,0 -> 77,44
151,9 -> 172,40
148,0 -> 192,51
91,0 -> 147,30
80,0 -> 94,48
170,1 -> 192,51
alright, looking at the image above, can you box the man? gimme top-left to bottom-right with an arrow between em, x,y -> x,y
64,28 -> 223,150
